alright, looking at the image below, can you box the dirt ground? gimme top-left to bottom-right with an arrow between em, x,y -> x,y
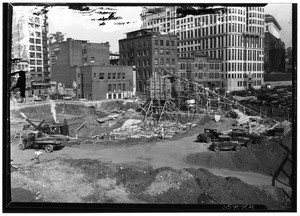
9,100 -> 294,210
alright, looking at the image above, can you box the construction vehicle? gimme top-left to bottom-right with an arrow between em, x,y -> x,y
19,132 -> 65,153
24,118 -> 69,136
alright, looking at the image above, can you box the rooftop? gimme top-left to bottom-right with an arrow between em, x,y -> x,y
265,14 -> 282,31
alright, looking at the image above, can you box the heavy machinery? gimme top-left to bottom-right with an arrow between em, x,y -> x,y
20,116 -> 69,153
19,132 -> 65,153
24,118 -> 69,136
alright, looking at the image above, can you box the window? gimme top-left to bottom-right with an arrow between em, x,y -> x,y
99,73 -> 104,79
160,40 -> 164,46
155,59 -> 158,65
91,57 -> 95,63
108,84 -> 112,91
166,49 -> 170,55
35,32 -> 41,37
122,73 -> 125,79
113,73 -> 116,79
36,53 -> 41,58
29,45 -> 35,51
160,59 -> 164,65
30,52 -> 35,58
35,39 -> 41,44
160,49 -> 164,54
155,40 -> 158,46
36,46 -> 41,51
30,60 -> 35,65
93,73 -> 96,78
113,84 -> 116,90
108,73 -> 111,79
37,67 -> 42,72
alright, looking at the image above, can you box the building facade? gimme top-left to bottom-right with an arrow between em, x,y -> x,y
119,29 -> 178,100
264,14 -> 285,73
178,52 -> 222,90
12,7 -> 50,92
49,38 -> 110,90
141,6 -> 265,91
79,65 -> 135,100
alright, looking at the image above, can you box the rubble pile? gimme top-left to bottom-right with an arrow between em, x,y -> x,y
108,117 -> 201,141
224,109 -> 279,135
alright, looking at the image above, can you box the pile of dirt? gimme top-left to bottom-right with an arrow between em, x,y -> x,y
11,158 -> 291,209
187,137 -> 292,180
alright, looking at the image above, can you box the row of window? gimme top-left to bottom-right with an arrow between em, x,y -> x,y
30,52 -> 42,58
154,58 -> 176,66
121,40 -> 150,50
194,72 -> 220,79
179,62 -> 221,70
222,72 -> 263,79
225,62 -> 264,72
237,80 -> 262,87
92,72 -> 126,80
179,24 -> 264,41
30,59 -> 42,65
30,66 -> 43,72
154,39 -> 176,47
107,83 -> 126,91
29,45 -> 42,51
154,48 -> 176,55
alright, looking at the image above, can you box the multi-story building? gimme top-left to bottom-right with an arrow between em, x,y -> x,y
178,51 -> 222,90
12,7 -> 50,94
110,52 -> 119,65
80,65 -> 135,100
119,29 -> 178,99
49,38 -> 110,91
285,47 -> 292,73
264,14 -> 285,73
141,6 -> 265,91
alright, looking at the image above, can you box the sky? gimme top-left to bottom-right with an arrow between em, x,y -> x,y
14,3 -> 293,53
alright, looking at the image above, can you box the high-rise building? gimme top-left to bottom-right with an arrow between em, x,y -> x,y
119,29 -> 178,99
264,14 -> 285,73
12,7 -> 50,92
141,6 -> 265,91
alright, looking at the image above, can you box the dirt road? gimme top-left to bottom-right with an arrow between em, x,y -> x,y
11,133 -> 290,191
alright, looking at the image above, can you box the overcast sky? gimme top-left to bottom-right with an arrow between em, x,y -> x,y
42,4 -> 293,52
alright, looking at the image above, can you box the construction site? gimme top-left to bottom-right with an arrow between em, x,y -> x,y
8,70 -> 294,210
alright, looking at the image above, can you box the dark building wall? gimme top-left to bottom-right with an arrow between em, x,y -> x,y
264,32 -> 285,73
50,38 -> 110,89
119,29 -> 177,100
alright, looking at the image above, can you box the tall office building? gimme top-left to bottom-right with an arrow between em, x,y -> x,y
264,14 -> 285,73
141,6 -> 265,91
119,29 -> 178,99
12,7 -> 50,93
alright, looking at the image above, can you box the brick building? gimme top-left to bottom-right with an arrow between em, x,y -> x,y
119,29 -> 178,100
79,65 -> 135,100
49,38 -> 110,89
178,51 -> 222,90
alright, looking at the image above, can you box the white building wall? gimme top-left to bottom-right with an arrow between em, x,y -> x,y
141,6 -> 265,92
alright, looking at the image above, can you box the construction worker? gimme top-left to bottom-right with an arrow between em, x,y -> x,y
31,149 -> 43,164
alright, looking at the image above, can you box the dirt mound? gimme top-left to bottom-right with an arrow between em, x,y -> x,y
11,158 -> 291,209
187,139 -> 292,180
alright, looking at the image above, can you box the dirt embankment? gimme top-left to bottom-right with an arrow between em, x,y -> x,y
11,158 -> 291,209
187,134 -> 292,182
